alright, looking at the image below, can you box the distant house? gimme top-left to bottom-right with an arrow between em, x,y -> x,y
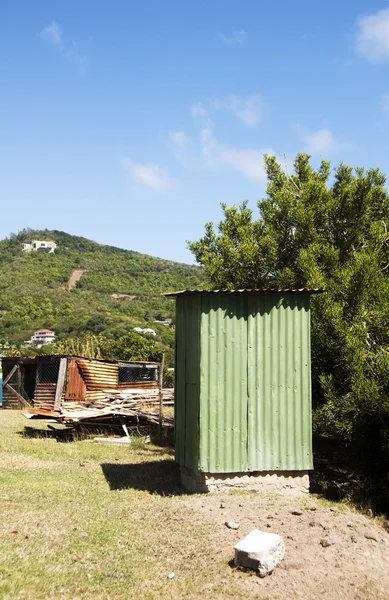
22,240 -> 57,253
133,327 -> 156,337
143,328 -> 156,337
28,329 -> 56,347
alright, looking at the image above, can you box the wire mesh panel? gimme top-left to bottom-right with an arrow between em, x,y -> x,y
37,361 -> 60,383
33,360 -> 61,410
118,364 -> 158,384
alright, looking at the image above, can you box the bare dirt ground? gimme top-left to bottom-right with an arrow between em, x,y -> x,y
179,493 -> 389,600
67,269 -> 87,289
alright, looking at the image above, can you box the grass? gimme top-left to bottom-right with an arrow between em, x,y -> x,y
0,411 -> 260,600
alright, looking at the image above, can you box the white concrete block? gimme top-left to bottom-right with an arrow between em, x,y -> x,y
234,529 -> 285,577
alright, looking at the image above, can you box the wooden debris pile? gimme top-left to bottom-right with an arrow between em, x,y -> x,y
26,388 -> 174,430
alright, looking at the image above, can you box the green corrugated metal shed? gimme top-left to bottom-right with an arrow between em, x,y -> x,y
166,289 -> 322,474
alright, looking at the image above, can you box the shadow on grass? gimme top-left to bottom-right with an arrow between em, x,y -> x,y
101,459 -> 184,496
20,426 -> 76,442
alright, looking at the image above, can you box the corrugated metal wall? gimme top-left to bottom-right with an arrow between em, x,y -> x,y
246,293 -> 312,471
65,359 -> 87,401
34,383 -> 57,410
175,295 -> 201,470
2,384 -> 19,408
199,293 -> 248,473
1,359 -> 21,408
77,359 -> 118,389
175,292 -> 313,474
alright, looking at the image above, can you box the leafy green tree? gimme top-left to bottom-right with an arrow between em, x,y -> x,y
101,332 -> 163,362
189,153 -> 389,510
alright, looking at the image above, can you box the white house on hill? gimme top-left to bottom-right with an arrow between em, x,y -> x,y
28,329 -> 56,347
22,240 -> 57,253
133,327 -> 156,337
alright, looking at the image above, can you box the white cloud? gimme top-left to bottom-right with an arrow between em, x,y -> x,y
40,20 -> 62,45
303,128 -> 337,154
67,43 -> 89,75
293,124 -> 337,155
211,94 -> 262,127
355,8 -> 389,62
382,94 -> 389,116
168,131 -> 191,166
169,100 -> 274,182
199,125 -> 272,182
121,158 -> 175,193
39,21 -> 89,74
168,131 -> 190,148
218,29 -> 247,45
190,103 -> 209,119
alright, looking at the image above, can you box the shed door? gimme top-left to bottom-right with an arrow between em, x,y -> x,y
246,293 -> 313,471
65,359 -> 86,402
199,293 -> 248,473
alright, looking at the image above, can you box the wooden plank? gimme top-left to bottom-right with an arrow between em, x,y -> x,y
25,408 -> 60,417
54,358 -> 67,410
2,363 -> 20,387
158,354 -> 165,443
5,383 -> 30,408
119,415 -> 131,439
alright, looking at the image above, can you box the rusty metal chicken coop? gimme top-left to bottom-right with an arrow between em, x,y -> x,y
1,355 -> 159,413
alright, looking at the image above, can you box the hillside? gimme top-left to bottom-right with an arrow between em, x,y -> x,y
0,229 -> 204,346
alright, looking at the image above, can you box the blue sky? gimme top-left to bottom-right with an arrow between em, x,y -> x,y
1,1 -> 389,263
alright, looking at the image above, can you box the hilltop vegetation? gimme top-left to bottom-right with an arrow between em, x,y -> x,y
0,229 -> 204,352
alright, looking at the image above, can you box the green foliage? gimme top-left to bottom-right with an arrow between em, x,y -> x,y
50,332 -> 107,359
0,229 -> 204,352
101,332 -> 164,363
47,330 -> 173,370
189,153 -> 389,511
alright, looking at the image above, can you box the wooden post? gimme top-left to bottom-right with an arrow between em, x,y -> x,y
54,358 -> 67,411
17,364 -> 22,409
158,354 -> 165,444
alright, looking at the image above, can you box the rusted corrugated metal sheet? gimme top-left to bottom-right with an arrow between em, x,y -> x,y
76,359 -> 118,390
34,383 -> 57,410
65,359 -> 86,401
2,384 -> 20,408
173,290 -> 313,474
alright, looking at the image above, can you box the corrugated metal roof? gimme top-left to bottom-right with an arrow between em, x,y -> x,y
165,288 -> 324,298
1,355 -> 160,366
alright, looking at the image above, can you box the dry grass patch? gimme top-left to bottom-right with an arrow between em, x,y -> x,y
0,412 -> 253,600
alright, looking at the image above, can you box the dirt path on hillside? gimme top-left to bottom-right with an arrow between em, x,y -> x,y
111,293 -> 137,299
180,493 -> 389,600
67,269 -> 87,290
